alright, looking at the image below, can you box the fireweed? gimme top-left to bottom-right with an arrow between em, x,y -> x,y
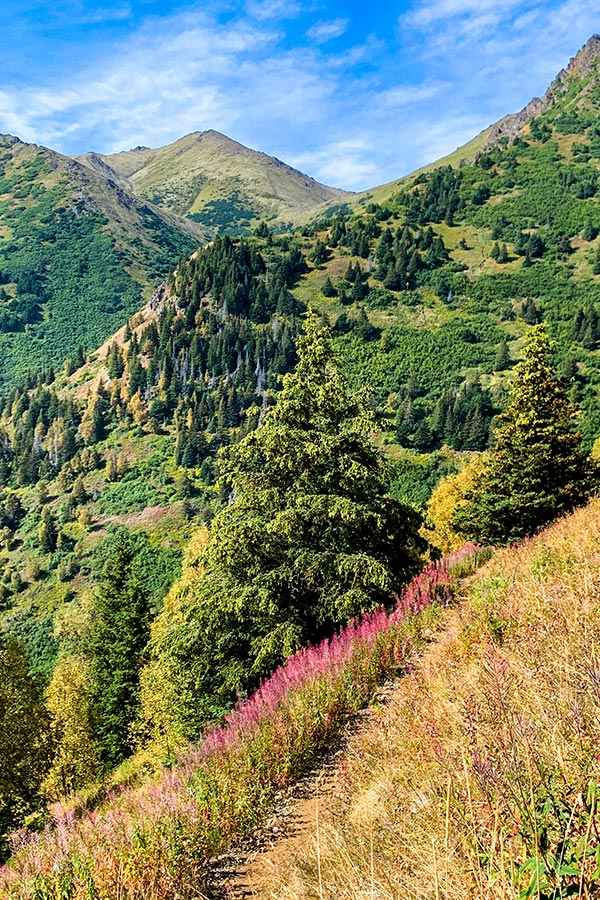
0,544 -> 484,900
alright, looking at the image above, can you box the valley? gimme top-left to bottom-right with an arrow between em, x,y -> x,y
2,28 -> 600,900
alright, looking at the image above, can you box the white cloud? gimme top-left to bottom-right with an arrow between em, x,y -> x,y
246,0 -> 306,21
291,139 -> 379,190
403,0 -> 526,28
79,5 -> 133,25
306,18 -> 349,44
377,82 -> 445,108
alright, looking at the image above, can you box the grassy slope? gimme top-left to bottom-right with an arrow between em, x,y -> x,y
5,499 -> 600,899
355,123 -> 496,208
248,498 -> 600,900
0,136 -> 206,386
0,545 -> 483,898
92,130 -> 351,230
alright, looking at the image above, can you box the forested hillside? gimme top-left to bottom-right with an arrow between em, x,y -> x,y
2,33 -> 600,897
0,135 -> 204,386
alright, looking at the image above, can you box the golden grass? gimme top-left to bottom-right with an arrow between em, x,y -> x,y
260,499 -> 600,900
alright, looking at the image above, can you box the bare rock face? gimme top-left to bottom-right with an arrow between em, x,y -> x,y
485,34 -> 600,147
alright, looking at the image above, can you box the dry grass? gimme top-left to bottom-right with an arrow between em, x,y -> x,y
260,499 -> 600,900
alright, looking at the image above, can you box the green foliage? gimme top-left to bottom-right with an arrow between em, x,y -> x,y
455,326 -> 594,544
188,190 -> 257,234
0,142 -> 197,386
0,637 -> 53,860
144,312 -> 425,738
86,531 -> 152,767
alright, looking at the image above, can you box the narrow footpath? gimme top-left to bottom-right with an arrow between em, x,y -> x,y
205,680 -> 400,900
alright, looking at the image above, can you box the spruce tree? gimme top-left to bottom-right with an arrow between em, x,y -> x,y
146,311 -> 424,732
455,326 -> 593,544
87,531 -> 151,767
495,340 -> 511,372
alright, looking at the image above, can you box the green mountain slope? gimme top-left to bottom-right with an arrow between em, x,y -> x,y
0,135 -> 206,387
361,34 -> 600,207
81,130 -> 350,233
4,31 -> 600,723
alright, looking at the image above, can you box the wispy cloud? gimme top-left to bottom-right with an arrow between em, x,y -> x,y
291,138 -> 379,189
0,0 -> 597,191
377,82 -> 446,108
79,4 -> 133,25
306,18 -> 349,44
402,0 -> 527,28
246,0 -> 306,21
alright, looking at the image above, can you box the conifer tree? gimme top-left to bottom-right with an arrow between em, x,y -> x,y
0,639 -> 53,860
87,531 -> 151,767
455,326 -> 594,544
143,311 -> 424,737
38,505 -> 57,553
495,340 -> 511,372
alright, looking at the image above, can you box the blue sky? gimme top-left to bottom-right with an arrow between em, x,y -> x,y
0,0 -> 599,190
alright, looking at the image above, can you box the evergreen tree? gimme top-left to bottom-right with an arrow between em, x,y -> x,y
581,222 -> 598,242
309,239 -> 328,267
87,532 -> 151,767
144,312 -> 424,736
39,505 -> 57,553
495,340 -> 511,372
498,242 -> 509,263
321,276 -> 336,298
455,326 -> 594,544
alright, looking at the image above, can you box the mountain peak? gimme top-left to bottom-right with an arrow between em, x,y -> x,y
92,130 -> 349,230
565,33 -> 600,77
485,34 -> 600,148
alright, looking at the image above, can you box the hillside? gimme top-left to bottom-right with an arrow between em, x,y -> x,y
79,130 -> 350,233
235,499 -> 600,900
4,498 -> 600,898
361,34 -> 600,207
2,33 -> 600,895
9,25 -> 600,670
0,134 -> 206,386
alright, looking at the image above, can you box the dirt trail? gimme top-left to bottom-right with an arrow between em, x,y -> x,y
205,680 -> 398,900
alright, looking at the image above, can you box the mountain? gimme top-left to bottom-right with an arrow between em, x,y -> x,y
0,134 -> 207,386
78,130 -> 351,233
3,33 -> 600,887
363,34 -> 600,206
484,32 -> 600,147
6,31 -> 600,678
4,32 -> 600,658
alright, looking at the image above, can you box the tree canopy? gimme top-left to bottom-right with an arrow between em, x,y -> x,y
0,638 -> 53,861
455,325 -> 594,544
142,310 -> 425,742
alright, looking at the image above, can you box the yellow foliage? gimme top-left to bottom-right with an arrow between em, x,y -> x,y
423,453 -> 488,554
44,655 -> 101,799
139,525 -> 210,755
127,390 -> 148,426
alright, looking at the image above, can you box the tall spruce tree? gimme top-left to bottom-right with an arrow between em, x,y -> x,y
455,325 -> 594,544
87,531 -> 151,767
144,311 -> 424,737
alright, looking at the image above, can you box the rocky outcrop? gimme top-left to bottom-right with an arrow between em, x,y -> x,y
485,34 -> 600,148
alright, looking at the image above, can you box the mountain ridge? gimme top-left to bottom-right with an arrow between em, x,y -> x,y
484,33 -> 600,147
0,133 -> 207,384
77,129 -> 351,232
362,33 -> 600,206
